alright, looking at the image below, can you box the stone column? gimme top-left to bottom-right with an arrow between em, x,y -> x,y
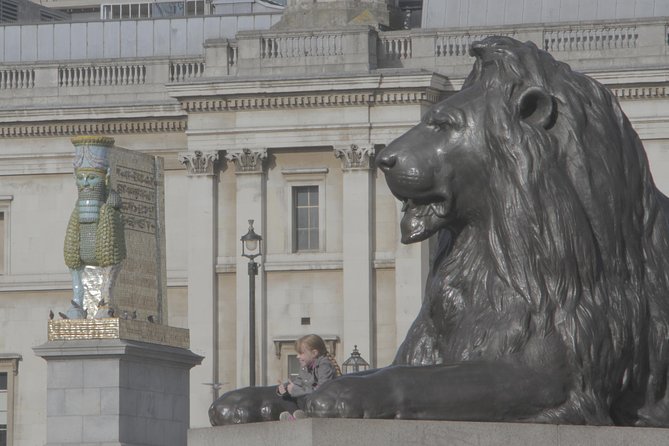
335,144 -> 375,366
178,150 -> 219,427
393,200 -> 430,348
225,148 -> 267,387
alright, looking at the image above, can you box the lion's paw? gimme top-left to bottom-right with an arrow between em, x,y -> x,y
209,386 -> 280,425
306,378 -> 368,418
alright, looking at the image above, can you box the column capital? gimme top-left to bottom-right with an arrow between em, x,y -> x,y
334,144 -> 375,170
225,148 -> 267,173
178,150 -> 219,176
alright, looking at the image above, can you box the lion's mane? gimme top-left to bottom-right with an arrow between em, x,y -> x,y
441,37 -> 669,425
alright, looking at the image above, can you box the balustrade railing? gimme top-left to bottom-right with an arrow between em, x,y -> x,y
260,33 -> 343,58
58,64 -> 146,87
0,19 -> 666,95
0,68 -> 34,89
435,33 -> 516,57
169,60 -> 205,82
379,35 -> 412,60
543,26 -> 638,51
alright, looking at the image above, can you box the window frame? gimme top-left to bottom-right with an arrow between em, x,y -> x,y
292,185 -> 320,252
281,169 -> 327,254
0,196 -> 12,276
0,355 -> 20,446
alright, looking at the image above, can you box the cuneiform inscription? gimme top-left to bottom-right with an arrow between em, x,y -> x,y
116,182 -> 156,203
115,164 -> 157,235
121,201 -> 156,220
123,215 -> 157,234
115,165 -> 155,188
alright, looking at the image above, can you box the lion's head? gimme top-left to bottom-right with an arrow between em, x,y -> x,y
378,36 -> 669,425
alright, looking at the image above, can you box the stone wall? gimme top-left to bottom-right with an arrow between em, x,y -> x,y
422,0 -> 669,29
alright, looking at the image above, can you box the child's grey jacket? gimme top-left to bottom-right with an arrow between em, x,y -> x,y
289,356 -> 337,397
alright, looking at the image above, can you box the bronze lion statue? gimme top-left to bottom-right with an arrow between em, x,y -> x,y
210,36 -> 669,426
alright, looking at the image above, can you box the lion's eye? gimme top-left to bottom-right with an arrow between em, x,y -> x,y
425,109 -> 465,131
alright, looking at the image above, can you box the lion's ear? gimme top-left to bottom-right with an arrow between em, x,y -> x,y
518,87 -> 557,130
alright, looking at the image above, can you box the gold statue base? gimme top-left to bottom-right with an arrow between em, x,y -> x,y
48,318 -> 189,349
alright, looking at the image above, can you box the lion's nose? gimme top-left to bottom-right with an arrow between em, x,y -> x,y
376,152 -> 397,172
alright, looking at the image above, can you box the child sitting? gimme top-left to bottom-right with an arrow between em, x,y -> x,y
277,334 -> 341,420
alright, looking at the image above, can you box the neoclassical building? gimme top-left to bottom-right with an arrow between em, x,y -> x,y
1,0 -> 669,444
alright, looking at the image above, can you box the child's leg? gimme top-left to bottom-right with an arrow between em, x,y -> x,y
278,394 -> 300,413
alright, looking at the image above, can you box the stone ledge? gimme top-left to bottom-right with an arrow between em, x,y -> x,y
188,418 -> 669,446
34,337 -> 202,367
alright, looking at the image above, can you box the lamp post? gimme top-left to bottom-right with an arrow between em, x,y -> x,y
240,219 -> 262,386
342,345 -> 370,374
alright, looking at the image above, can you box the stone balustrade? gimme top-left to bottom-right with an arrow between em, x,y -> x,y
169,60 -> 206,82
374,18 -> 668,77
0,57 -> 204,109
0,17 -> 667,100
0,68 -> 35,89
543,26 -> 638,52
378,32 -> 412,60
261,32 -> 344,58
59,64 -> 147,87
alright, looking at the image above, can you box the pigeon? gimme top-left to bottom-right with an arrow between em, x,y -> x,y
49,309 -> 54,320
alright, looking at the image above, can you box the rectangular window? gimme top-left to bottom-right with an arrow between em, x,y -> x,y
293,186 -> 319,252
0,198 -> 11,276
0,355 -> 19,446
186,0 -> 204,15
287,354 -> 300,381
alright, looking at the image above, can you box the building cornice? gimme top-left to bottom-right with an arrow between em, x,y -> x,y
580,68 -> 669,100
168,71 -> 449,112
0,118 -> 187,138
176,89 -> 443,112
0,103 -> 187,138
0,102 -> 183,121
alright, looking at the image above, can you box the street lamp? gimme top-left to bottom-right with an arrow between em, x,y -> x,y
342,345 -> 370,374
240,219 -> 262,386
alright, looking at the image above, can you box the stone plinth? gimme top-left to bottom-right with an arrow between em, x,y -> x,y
188,418 -> 669,446
34,337 -> 203,446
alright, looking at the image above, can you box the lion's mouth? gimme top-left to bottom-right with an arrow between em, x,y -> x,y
400,198 -> 450,244
401,199 -> 448,217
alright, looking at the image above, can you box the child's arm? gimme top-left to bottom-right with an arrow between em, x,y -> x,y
287,373 -> 309,397
313,358 -> 337,389
277,379 -> 288,395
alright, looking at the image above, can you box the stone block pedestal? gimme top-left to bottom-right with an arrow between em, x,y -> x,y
34,337 -> 202,446
189,418 -> 669,446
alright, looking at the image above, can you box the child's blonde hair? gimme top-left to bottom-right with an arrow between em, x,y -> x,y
296,334 -> 342,376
